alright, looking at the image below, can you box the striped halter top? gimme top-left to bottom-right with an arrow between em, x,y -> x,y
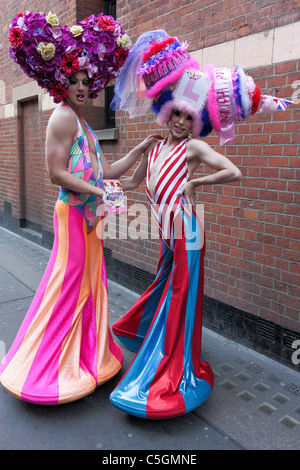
146,137 -> 189,251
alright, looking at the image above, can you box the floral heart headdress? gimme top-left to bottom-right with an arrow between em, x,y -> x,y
9,11 -> 131,103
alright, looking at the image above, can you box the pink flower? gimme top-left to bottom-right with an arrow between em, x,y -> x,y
98,16 -> 116,32
97,42 -> 106,60
61,54 -> 80,76
9,27 -> 23,49
49,83 -> 68,103
115,47 -> 128,67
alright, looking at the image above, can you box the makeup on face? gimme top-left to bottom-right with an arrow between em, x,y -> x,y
67,71 -> 90,106
169,109 -> 194,138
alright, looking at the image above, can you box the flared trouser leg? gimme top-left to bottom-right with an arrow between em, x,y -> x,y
0,201 -> 122,404
112,240 -> 174,353
110,209 -> 214,419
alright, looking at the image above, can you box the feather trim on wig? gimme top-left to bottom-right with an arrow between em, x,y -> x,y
145,58 -> 200,99
143,37 -> 177,62
203,64 -> 221,132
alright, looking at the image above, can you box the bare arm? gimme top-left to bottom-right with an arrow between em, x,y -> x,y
178,139 -> 242,205
46,106 -> 106,199
120,154 -> 148,191
119,137 -> 162,191
102,134 -> 163,180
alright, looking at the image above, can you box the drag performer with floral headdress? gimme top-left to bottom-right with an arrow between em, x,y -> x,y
0,12 -> 161,405
109,30 -> 292,419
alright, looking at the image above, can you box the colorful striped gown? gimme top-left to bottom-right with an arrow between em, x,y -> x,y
0,106 -> 123,404
110,138 -> 214,419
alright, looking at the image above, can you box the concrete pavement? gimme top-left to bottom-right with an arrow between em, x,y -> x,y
0,226 -> 299,451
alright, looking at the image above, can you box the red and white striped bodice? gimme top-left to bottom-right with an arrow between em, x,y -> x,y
146,137 -> 189,250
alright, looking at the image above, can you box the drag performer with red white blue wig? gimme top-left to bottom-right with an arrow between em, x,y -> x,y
109,30 -> 292,419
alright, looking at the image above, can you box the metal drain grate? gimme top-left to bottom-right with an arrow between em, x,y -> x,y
284,383 -> 300,396
247,363 -> 264,374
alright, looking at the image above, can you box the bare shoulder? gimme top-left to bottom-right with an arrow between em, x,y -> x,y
187,137 -> 241,174
187,138 -> 228,162
186,138 -> 213,158
47,105 -> 77,140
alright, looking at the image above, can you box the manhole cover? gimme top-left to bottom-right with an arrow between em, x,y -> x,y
284,383 -> 300,396
247,363 -> 264,374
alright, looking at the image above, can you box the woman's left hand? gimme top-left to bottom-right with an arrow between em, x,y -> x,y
177,181 -> 196,206
97,187 -> 113,209
138,134 -> 164,153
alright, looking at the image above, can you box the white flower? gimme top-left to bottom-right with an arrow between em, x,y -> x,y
46,12 -> 59,27
16,16 -> 25,30
117,34 -> 131,50
37,42 -> 56,61
70,25 -> 83,37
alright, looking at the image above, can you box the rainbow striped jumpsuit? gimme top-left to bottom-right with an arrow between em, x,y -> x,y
0,106 -> 123,404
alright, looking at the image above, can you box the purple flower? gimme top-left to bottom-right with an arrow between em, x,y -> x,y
98,32 -> 116,53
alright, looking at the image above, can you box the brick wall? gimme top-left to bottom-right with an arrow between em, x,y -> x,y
101,0 -> 300,335
102,59 -> 300,333
21,99 -> 43,225
0,0 -> 299,340
118,0 -> 299,45
202,60 -> 300,329
0,117 -> 19,217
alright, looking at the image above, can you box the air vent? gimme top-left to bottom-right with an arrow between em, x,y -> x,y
257,318 -> 276,342
103,247 -> 112,268
134,266 -> 148,284
283,330 -> 300,350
